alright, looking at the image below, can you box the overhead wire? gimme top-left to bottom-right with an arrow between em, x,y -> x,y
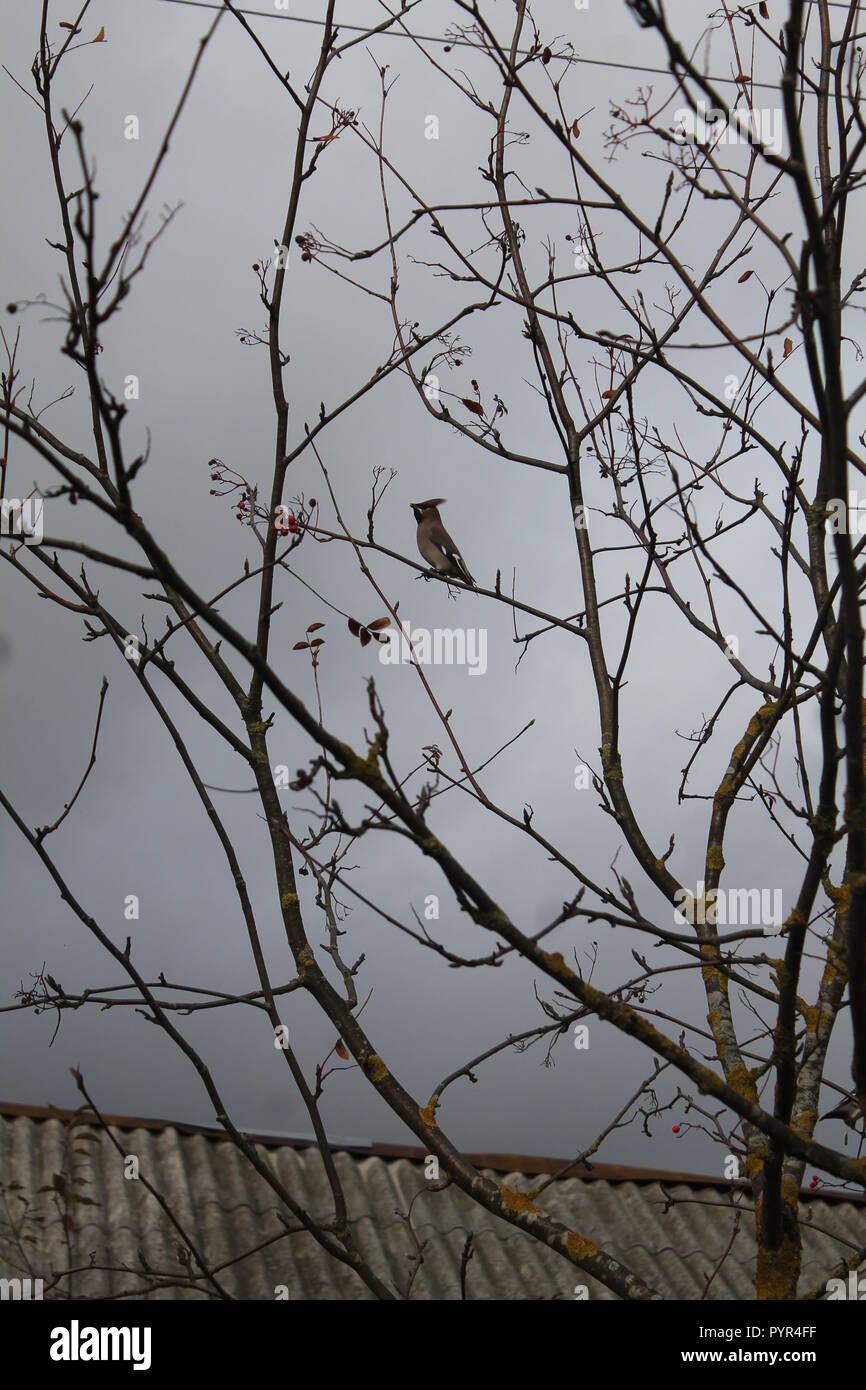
153,0 -> 828,95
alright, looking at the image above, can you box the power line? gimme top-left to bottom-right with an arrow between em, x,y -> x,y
153,0 -> 809,93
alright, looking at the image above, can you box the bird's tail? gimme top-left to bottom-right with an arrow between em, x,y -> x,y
454,554 -> 475,587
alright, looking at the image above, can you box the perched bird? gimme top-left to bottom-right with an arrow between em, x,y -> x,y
821,1096 -> 866,1131
411,498 -> 475,586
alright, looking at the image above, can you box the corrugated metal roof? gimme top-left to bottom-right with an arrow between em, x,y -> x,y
1,1104 -> 864,1300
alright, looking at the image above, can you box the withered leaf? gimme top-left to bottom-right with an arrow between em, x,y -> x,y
347,618 -> 361,637
759,1 -> 769,16
94,26 -> 105,41
462,398 -> 485,416
738,269 -> 753,283
601,389 -> 616,399
783,337 -> 793,358
542,47 -> 551,64
292,641 -> 308,651
572,120 -> 580,138
335,1040 -> 349,1060
359,628 -> 372,647
309,638 -> 325,648
367,617 -> 391,631
306,621 -> 325,632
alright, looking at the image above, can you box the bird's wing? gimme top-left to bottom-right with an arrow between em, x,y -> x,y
429,522 -> 474,584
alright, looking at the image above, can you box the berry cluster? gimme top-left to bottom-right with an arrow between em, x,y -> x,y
207,460 -> 316,539
275,497 -> 315,538
207,459 -> 265,524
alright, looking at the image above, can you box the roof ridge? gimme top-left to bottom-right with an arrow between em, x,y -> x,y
1,1100 -> 862,1200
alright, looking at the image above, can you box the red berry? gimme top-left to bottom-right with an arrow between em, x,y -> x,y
672,1124 -> 680,1133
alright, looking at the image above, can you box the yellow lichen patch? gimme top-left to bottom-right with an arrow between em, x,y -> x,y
364,1053 -> 388,1083
701,965 -> 728,997
246,720 -> 268,735
744,1152 -> 763,1182
724,1062 -> 759,1105
705,844 -> 725,872
601,747 -> 624,782
361,733 -> 383,774
295,944 -> 315,980
822,875 -> 848,912
796,998 -> 821,1033
780,1173 -> 800,1206
500,1184 -> 540,1215
756,1234 -> 800,1300
717,705 -> 777,807
566,1230 -> 600,1262
419,1096 -> 439,1129
540,949 -> 574,982
792,1108 -> 817,1137
281,891 -> 299,907
750,701 -> 777,733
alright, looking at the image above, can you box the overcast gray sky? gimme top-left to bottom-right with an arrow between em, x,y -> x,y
0,0 -> 857,1176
